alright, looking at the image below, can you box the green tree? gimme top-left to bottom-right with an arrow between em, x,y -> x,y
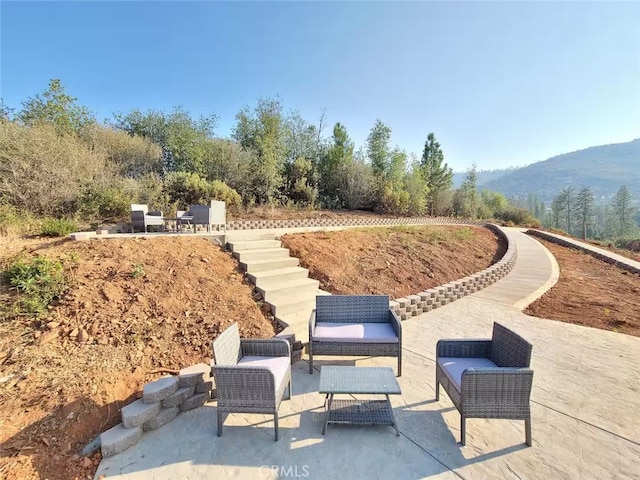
549,194 -> 563,230
319,122 -> 354,206
17,79 -> 95,136
453,164 -> 479,218
0,99 -> 14,121
612,185 -> 636,237
232,98 -> 286,204
403,155 -> 428,215
575,186 -> 594,239
339,149 -> 376,210
113,107 -> 217,174
420,132 -> 453,215
388,147 -> 407,186
366,119 -> 391,179
553,187 -> 576,234
479,190 -> 509,218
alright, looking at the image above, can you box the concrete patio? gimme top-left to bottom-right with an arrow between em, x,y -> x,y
95,230 -> 640,479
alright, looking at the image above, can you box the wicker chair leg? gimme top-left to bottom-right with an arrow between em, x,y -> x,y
435,380 -> 439,401
460,415 -> 466,446
397,354 -> 402,377
274,413 -> 279,441
309,349 -> 313,374
525,417 -> 532,446
285,380 -> 292,400
217,410 -> 223,437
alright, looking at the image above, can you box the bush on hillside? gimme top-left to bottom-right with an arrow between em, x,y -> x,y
85,125 -> 164,178
0,121 -> 107,216
79,185 -> 131,221
40,218 -> 78,237
0,203 -> 41,236
496,207 -> 541,228
164,171 -> 242,210
3,255 -> 66,316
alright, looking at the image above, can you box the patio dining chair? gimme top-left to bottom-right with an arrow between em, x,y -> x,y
212,323 -> 291,440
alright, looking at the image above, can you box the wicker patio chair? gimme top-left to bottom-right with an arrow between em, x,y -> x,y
130,204 -> 163,233
435,322 -> 533,446
212,323 -> 291,441
189,200 -> 226,233
309,295 -> 402,376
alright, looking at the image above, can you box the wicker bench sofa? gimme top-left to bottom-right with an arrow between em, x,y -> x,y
308,295 -> 402,376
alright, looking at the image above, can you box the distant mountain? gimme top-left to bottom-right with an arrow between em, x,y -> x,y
480,139 -> 640,202
452,167 -> 517,188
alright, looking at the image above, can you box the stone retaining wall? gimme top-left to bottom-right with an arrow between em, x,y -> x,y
527,230 -> 640,276
226,215 -> 485,231
100,363 -> 213,458
390,224 -> 517,319
227,215 -> 517,319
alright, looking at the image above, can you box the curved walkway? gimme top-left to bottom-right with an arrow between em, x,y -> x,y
95,229 -> 640,480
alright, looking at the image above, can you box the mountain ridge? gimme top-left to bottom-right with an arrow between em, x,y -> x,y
461,138 -> 640,201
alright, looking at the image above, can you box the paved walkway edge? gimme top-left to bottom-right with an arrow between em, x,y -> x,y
527,229 -> 640,275
512,231 -> 560,310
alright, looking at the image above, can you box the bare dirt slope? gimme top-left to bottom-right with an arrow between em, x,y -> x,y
0,236 -> 275,480
525,237 -> 640,337
281,225 -> 506,298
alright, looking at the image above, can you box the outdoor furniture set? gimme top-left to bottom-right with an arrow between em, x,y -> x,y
211,294 -> 534,447
130,200 -> 226,233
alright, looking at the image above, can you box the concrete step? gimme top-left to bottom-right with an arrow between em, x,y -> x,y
258,278 -> 320,303
242,257 -> 299,273
278,323 -> 311,345
227,239 -> 281,252
277,309 -> 313,330
233,248 -> 290,262
225,232 -> 275,242
269,296 -> 317,318
248,266 -> 310,288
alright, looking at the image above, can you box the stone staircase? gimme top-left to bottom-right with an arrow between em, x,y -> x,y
227,235 -> 329,342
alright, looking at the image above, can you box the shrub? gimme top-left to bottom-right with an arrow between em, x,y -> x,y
496,207 -> 541,228
0,203 -> 41,236
3,255 -> 65,316
375,183 -> 410,215
40,218 -> 78,237
0,121 -> 107,216
79,185 -> 131,221
210,179 -> 242,211
614,237 -> 640,253
165,171 -> 242,210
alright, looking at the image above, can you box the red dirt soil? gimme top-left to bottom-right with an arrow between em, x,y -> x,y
525,237 -> 640,337
0,236 -> 276,480
281,225 -> 506,298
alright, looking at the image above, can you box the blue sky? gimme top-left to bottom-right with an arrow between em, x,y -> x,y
1,1 -> 639,171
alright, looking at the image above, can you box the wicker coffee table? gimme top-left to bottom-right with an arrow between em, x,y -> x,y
319,366 -> 401,436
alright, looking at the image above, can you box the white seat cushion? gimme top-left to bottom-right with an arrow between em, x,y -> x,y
437,357 -> 498,391
313,322 -> 398,343
237,355 -> 290,388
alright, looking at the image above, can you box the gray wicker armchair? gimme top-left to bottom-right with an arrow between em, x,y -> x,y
130,204 -> 164,233
212,323 -> 291,441
309,295 -> 402,376
435,322 -> 533,446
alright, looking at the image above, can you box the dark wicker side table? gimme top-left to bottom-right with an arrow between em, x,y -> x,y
319,366 -> 401,436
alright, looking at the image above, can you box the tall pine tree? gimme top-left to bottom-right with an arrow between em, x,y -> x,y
421,132 -> 453,215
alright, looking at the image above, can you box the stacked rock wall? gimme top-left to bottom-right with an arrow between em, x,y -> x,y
100,363 -> 213,457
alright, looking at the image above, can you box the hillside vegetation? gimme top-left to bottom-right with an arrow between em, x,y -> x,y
482,139 -> 640,201
0,79 -> 538,238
